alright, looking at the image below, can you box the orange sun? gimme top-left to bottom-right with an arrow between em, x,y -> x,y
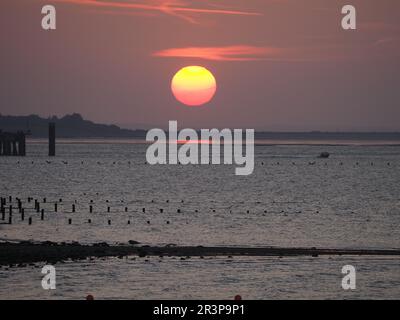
171,66 -> 217,106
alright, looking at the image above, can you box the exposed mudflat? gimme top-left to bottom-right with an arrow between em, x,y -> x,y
1,241 -> 400,266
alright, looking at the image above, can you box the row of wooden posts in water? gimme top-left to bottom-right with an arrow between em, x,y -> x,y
1,195 -> 301,226
0,195 -> 207,226
0,197 -> 174,226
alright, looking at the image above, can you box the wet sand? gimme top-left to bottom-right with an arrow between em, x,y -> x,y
1,241 -> 400,266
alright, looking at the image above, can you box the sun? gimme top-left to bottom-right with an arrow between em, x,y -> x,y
171,66 -> 217,106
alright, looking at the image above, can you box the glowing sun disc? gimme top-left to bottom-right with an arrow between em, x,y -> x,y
171,66 -> 217,106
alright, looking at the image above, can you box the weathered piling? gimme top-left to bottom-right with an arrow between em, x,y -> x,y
90,205 -> 93,213
49,122 -> 56,157
54,203 -> 58,212
41,209 -> 44,221
21,209 -> 25,221
72,204 -> 76,213
28,217 -> 32,225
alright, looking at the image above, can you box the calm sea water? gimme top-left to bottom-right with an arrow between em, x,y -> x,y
0,141 -> 399,299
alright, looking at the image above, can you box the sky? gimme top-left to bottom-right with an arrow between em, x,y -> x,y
1,0 -> 400,131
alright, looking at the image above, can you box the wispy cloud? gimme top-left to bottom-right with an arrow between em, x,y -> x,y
55,0 -> 262,23
153,42 -> 400,63
153,46 -> 281,61
373,37 -> 399,47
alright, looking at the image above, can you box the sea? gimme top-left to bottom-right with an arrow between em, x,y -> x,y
0,138 -> 399,299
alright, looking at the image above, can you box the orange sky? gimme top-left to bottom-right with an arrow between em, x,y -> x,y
1,0 -> 400,131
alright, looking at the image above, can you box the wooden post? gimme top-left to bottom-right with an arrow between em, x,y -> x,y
19,132 -> 26,156
4,141 -> 11,156
49,122 -> 56,157
8,205 -> 12,224
12,141 -> 18,156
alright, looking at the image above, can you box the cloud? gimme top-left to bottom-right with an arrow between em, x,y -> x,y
153,46 -> 282,61
153,42 -> 400,63
359,22 -> 400,32
373,38 -> 398,47
55,0 -> 262,23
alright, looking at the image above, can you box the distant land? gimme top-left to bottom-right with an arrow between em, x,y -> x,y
0,113 -> 146,138
1,113 -> 400,141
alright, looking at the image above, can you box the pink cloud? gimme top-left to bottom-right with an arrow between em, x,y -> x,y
153,42 -> 400,63
153,46 -> 282,61
55,0 -> 262,23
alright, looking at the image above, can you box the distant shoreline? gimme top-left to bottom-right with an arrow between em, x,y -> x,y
25,137 -> 400,147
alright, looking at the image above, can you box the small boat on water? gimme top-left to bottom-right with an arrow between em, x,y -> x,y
318,152 -> 330,158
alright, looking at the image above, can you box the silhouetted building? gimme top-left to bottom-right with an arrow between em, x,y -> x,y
0,130 -> 26,156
